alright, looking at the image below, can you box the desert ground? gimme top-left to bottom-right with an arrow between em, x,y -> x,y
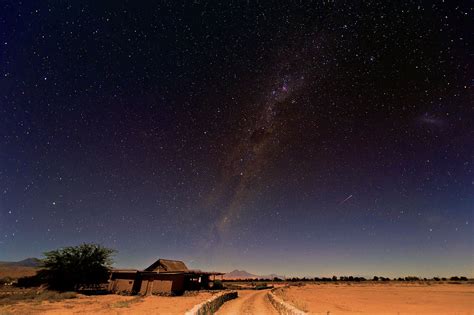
215,289 -> 277,315
0,289 -> 215,315
1,282 -> 473,314
274,282 -> 474,315
0,266 -> 37,280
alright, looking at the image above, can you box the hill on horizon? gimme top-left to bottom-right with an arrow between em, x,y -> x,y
0,258 -> 41,280
0,258 -> 42,268
223,269 -> 285,280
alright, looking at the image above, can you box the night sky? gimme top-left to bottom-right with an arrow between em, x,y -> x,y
1,1 -> 472,278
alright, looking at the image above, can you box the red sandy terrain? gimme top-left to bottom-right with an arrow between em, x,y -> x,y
0,266 -> 38,279
275,282 -> 474,315
0,291 -> 216,314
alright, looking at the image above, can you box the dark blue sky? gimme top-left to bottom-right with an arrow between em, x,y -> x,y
0,1 -> 472,277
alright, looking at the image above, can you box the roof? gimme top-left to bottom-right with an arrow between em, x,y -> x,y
144,259 -> 189,272
110,269 -> 139,277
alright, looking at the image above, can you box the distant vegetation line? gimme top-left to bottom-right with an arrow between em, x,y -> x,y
222,275 -> 470,282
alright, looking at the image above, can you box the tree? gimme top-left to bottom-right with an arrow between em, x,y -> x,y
42,243 -> 115,291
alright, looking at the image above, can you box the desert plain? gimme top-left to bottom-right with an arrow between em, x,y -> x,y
274,282 -> 474,315
1,281 -> 473,314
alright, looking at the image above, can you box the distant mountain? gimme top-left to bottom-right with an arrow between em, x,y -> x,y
224,269 -> 259,279
223,269 -> 285,280
0,258 -> 42,267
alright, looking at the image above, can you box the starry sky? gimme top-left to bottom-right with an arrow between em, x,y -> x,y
1,1 -> 472,278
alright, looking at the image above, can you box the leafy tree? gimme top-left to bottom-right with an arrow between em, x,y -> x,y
42,243 -> 115,291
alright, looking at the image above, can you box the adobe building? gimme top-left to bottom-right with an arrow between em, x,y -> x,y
108,258 -> 223,295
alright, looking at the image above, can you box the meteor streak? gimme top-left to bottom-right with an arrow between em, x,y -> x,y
339,194 -> 353,205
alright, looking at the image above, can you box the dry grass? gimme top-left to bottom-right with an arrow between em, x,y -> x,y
109,296 -> 143,308
0,289 -> 76,306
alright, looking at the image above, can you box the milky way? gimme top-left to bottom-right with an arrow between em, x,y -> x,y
1,1 -> 472,277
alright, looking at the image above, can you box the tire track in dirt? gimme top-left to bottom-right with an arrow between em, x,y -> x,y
215,290 -> 278,315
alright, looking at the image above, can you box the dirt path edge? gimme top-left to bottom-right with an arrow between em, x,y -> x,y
268,291 -> 307,315
184,291 -> 238,315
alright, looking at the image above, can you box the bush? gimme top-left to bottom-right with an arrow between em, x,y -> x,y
16,274 -> 45,288
0,277 -> 14,285
42,243 -> 115,291
254,283 -> 271,290
212,280 -> 224,290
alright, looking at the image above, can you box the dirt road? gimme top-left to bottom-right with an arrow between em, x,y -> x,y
215,290 -> 278,315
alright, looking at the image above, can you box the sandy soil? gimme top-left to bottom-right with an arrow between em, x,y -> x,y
0,292 -> 215,315
0,266 -> 38,279
275,283 -> 474,315
215,290 -> 277,315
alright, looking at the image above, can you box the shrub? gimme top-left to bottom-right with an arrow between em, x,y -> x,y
212,280 -> 224,290
255,283 -> 271,290
42,243 -> 115,291
0,277 -> 14,285
16,274 -> 45,288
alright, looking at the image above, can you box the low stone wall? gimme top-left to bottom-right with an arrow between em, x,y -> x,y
184,291 -> 238,315
268,290 -> 307,315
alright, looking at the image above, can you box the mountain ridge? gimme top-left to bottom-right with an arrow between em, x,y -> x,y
223,269 -> 284,280
0,258 -> 42,267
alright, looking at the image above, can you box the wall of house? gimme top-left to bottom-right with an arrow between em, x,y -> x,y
139,280 -> 151,295
151,280 -> 173,293
137,274 -> 186,295
109,272 -> 198,295
170,274 -> 185,293
109,279 -> 134,293
109,272 -> 137,293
